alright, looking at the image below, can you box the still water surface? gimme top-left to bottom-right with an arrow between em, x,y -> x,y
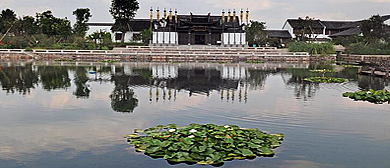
0,62 -> 389,168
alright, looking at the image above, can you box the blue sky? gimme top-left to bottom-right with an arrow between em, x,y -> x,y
1,0 -> 389,30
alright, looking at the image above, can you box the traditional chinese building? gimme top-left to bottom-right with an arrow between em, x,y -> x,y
151,9 -> 249,46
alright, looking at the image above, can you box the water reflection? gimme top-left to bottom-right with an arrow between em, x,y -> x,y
1,62 -> 390,168
74,67 -> 91,98
110,74 -> 139,113
0,63 -> 389,109
38,66 -> 71,91
0,64 -> 38,94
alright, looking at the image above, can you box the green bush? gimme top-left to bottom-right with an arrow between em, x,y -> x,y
288,42 -> 335,55
346,42 -> 390,55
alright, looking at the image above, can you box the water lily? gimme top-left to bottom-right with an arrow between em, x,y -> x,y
188,135 -> 195,138
367,91 -> 371,94
189,129 -> 198,133
224,125 -> 230,128
168,129 -> 176,132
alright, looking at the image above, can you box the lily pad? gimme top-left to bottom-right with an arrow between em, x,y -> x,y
304,77 -> 348,83
309,69 -> 336,73
125,124 -> 284,166
343,89 -> 390,104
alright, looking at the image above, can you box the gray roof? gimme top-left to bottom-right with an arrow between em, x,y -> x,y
329,27 -> 362,37
265,30 -> 292,38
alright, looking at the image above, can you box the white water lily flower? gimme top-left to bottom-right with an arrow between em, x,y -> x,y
367,91 -> 371,94
188,135 -> 195,138
224,125 -> 230,128
189,129 -> 198,133
168,129 -> 176,132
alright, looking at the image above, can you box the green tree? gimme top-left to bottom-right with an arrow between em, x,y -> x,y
109,0 -> 139,43
0,9 -> 17,34
295,16 -> 317,42
73,8 -> 92,37
362,15 -> 386,42
133,28 -> 151,44
36,10 -> 72,40
245,20 -> 267,47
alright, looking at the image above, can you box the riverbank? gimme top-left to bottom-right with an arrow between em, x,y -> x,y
0,46 -> 337,62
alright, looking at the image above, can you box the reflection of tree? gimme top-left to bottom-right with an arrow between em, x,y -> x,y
110,74 -> 138,113
0,64 -> 38,94
38,66 -> 71,91
73,67 -> 90,98
284,69 -> 320,101
245,69 -> 272,90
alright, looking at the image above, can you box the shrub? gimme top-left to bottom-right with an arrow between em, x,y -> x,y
288,42 -> 335,55
346,42 -> 390,55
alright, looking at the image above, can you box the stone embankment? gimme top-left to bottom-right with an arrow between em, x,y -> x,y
0,46 -> 334,62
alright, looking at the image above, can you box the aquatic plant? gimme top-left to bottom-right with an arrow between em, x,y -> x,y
245,60 -> 265,64
341,64 -> 360,68
343,89 -> 390,104
125,124 -> 284,166
101,60 -> 120,63
304,77 -> 348,83
309,69 -> 336,73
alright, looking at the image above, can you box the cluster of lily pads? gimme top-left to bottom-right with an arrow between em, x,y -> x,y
304,77 -> 348,83
101,60 -> 120,63
309,69 -> 336,73
125,124 -> 284,166
343,89 -> 390,104
245,60 -> 265,64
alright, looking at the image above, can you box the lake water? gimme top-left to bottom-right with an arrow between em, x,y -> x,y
0,62 -> 389,168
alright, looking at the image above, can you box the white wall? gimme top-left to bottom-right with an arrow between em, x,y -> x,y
282,22 -> 295,38
112,31 -> 141,42
222,33 -> 246,45
152,32 -> 178,45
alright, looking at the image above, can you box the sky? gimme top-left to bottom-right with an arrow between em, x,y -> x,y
0,0 -> 389,33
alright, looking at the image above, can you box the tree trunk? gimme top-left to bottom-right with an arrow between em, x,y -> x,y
121,31 -> 125,44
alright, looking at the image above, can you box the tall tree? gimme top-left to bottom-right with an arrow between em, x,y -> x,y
0,9 -> 17,34
109,0 -> 139,43
245,20 -> 267,47
362,15 -> 386,42
36,10 -> 72,40
73,8 -> 92,37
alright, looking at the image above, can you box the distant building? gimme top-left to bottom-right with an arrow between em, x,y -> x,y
152,13 -> 246,46
264,30 -> 292,43
282,15 -> 390,41
88,10 -> 249,46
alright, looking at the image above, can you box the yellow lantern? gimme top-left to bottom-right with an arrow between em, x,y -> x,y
150,8 -> 153,23
233,10 -> 236,22
163,8 -> 167,20
240,9 -> 243,24
175,10 -> 178,23
222,10 -> 225,23
169,9 -> 173,22
227,10 -> 231,22
246,8 -> 249,24
156,8 -> 160,22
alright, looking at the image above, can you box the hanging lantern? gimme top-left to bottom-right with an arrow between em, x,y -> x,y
222,9 -> 225,23
227,9 -> 231,22
169,9 -> 173,22
175,9 -> 178,23
164,8 -> 167,20
233,9 -> 236,22
156,8 -> 160,22
150,8 -> 153,23
246,8 -> 249,25
240,9 -> 243,24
